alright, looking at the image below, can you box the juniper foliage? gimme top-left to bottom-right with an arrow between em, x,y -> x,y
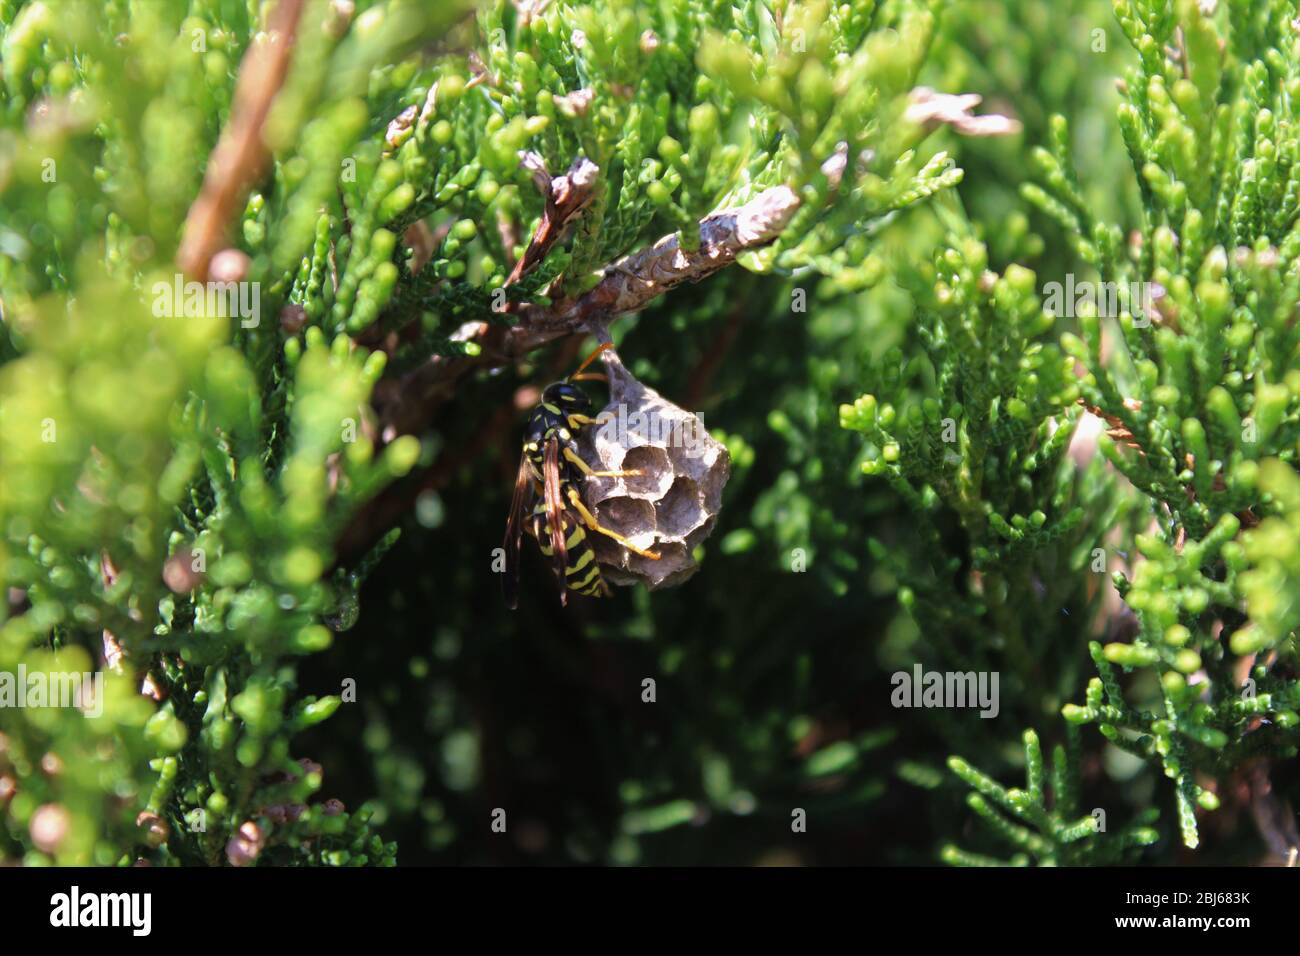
0,0 -> 1299,867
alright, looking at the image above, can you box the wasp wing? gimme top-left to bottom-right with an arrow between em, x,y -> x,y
542,436 -> 571,606
502,451 -> 535,610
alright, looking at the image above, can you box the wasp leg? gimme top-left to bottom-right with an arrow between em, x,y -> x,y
563,446 -> 643,478
565,487 -> 661,559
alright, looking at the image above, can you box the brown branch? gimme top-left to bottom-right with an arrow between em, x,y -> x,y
504,153 -> 600,287
1250,763 -> 1300,863
373,184 -> 801,442
523,183 -> 800,329
176,0 -> 307,281
99,552 -> 125,674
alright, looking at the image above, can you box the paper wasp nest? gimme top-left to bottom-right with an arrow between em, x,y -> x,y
578,351 -> 731,589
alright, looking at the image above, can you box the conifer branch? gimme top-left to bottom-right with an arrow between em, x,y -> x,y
375,184 -> 801,440
176,0 -> 307,281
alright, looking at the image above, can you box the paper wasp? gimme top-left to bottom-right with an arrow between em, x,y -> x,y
503,342 -> 660,608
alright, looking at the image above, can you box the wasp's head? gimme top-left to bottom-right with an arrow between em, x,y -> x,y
542,381 -> 594,417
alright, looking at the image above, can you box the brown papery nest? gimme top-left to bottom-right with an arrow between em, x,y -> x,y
578,344 -> 731,590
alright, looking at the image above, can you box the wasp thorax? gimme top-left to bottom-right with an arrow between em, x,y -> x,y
542,381 -> 594,414
578,356 -> 730,589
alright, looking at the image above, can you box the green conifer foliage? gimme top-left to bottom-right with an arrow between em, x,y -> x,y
0,0 -> 969,865
1,0 -> 1299,868
1023,0 -> 1300,851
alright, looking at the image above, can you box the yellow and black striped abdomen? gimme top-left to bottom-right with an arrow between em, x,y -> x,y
529,500 -> 606,597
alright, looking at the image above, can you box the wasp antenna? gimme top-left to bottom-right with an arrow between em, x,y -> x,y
568,341 -> 615,380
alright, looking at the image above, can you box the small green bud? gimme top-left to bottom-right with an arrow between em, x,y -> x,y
658,136 -> 683,164
291,626 -> 333,654
1061,703 -> 1091,724
384,435 -> 422,476
1103,642 -> 1159,667
688,103 -> 719,142
144,709 -> 189,753
1186,726 -> 1228,749
646,180 -> 672,205
378,182 -> 415,221
439,74 -> 466,100
1229,626 -> 1272,656
295,695 -> 341,726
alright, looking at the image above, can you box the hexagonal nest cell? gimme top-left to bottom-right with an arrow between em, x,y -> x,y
577,348 -> 731,590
